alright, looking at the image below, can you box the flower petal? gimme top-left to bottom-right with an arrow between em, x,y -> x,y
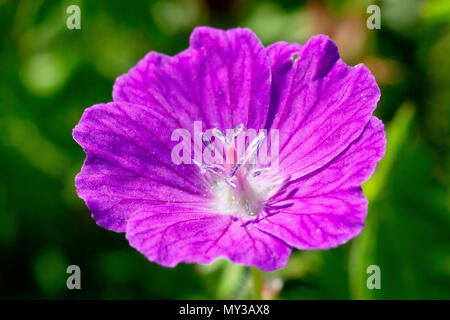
73,102 -> 209,232
257,117 -> 386,249
126,204 -> 291,271
266,36 -> 381,180
113,26 -> 271,132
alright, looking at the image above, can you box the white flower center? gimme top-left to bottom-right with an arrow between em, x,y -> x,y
194,125 -> 282,217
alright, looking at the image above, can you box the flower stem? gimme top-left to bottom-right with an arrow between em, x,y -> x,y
251,267 -> 263,300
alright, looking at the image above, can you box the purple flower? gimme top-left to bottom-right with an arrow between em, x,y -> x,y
73,27 -> 385,271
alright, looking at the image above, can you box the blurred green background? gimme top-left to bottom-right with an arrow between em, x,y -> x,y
0,0 -> 449,299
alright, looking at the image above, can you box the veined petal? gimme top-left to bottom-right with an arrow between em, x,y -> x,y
73,27 -> 386,271
73,102 -> 209,232
113,27 -> 271,132
126,204 -> 291,271
267,36 -> 381,180
257,117 -> 386,249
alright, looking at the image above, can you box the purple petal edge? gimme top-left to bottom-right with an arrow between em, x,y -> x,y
257,117 -> 386,250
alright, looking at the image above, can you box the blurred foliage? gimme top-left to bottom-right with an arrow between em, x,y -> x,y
0,0 -> 449,299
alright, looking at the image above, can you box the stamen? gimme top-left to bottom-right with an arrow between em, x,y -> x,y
224,178 -> 236,188
251,167 -> 271,177
201,133 -> 213,151
212,128 -> 226,143
193,159 -> 224,176
227,124 -> 244,143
